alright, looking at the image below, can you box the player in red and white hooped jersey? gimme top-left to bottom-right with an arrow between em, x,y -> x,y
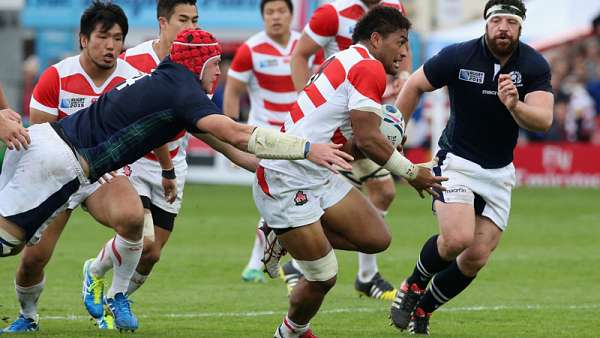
225,0 -> 321,285
253,8 -> 445,337
2,2 -> 145,333
285,0 -> 411,302
83,0 -> 199,311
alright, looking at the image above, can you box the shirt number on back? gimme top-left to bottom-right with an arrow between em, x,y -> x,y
116,73 -> 150,91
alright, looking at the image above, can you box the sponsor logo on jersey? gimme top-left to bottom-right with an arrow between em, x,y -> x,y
60,97 -> 86,109
294,190 -> 308,206
458,69 -> 485,84
259,59 -> 278,68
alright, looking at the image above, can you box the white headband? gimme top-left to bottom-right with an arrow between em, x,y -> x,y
485,4 -> 525,26
172,42 -> 220,47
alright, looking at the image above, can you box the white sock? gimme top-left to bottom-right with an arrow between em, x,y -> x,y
247,226 -> 266,270
15,278 -> 45,320
357,253 -> 378,282
90,238 -> 115,277
277,315 -> 309,338
127,270 -> 148,296
106,235 -> 143,298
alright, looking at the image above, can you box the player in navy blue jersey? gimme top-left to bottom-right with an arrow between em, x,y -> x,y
389,0 -> 554,334
0,29 -> 352,261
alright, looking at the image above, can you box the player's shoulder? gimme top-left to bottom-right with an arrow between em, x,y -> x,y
122,40 -> 156,58
244,31 -> 270,49
50,55 -> 83,76
115,58 -> 142,78
518,42 -> 550,73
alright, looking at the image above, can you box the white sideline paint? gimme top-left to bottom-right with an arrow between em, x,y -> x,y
38,303 -> 600,321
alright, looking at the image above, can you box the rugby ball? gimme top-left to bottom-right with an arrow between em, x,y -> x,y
380,104 -> 405,147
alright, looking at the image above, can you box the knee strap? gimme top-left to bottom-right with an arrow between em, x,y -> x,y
295,249 -> 338,282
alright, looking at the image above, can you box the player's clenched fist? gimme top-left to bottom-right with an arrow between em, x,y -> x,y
498,74 -> 519,111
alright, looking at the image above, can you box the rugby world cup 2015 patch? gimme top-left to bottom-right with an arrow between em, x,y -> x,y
458,69 -> 485,84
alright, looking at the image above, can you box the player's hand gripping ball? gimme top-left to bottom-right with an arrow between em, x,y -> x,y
379,104 -> 405,147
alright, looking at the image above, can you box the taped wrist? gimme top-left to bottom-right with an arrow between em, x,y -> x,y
161,167 -> 176,179
383,149 -> 417,180
247,127 -> 309,160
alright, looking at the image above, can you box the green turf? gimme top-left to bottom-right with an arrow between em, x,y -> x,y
1,184 -> 599,337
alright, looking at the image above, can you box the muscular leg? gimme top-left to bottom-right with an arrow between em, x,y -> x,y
127,225 -> 171,295
11,211 -> 71,321
85,177 -> 144,297
357,176 -> 395,289
417,215 -> 502,313
321,188 -> 391,254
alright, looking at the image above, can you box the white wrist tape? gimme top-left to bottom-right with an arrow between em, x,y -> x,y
248,127 -> 309,160
382,149 -> 417,180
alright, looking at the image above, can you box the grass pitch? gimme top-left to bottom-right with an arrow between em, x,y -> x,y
0,184 -> 598,337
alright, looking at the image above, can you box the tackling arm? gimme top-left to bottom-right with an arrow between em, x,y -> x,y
394,67 -> 435,123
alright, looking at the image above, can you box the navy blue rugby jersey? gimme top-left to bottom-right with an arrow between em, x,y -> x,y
424,36 -> 552,168
57,57 -> 221,181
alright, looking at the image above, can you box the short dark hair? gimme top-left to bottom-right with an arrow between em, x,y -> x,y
483,0 -> 526,20
352,6 -> 411,44
260,0 -> 293,15
79,1 -> 128,49
157,0 -> 197,20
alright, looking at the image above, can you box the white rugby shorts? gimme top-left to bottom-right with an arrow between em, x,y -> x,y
433,151 -> 516,231
253,166 -> 352,229
128,156 -> 187,215
0,123 -> 88,244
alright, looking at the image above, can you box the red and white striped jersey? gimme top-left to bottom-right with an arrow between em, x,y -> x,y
228,31 -> 311,129
30,55 -> 139,120
121,40 -> 189,164
304,0 -> 406,58
262,44 -> 386,178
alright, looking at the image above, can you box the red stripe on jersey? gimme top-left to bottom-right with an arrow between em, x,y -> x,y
308,4 -> 339,38
353,46 -> 370,59
348,60 -> 386,104
256,166 -> 273,197
289,103 -> 304,123
60,74 -> 97,96
254,72 -> 295,93
338,4 -> 365,20
32,66 -> 60,109
304,83 -> 326,108
335,36 -> 352,52
252,42 -> 282,56
267,119 -> 285,127
144,147 -> 180,161
264,100 -> 294,112
230,43 -> 253,73
331,128 -> 347,145
323,58 -> 346,90
123,54 -> 157,74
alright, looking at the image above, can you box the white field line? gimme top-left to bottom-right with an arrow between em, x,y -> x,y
37,303 -> 600,321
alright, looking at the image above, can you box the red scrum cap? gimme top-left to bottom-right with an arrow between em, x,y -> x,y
170,28 -> 222,81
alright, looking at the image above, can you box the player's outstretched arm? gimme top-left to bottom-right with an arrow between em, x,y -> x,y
195,114 -> 353,172
394,67 -> 435,123
194,133 -> 260,173
0,109 -> 29,151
